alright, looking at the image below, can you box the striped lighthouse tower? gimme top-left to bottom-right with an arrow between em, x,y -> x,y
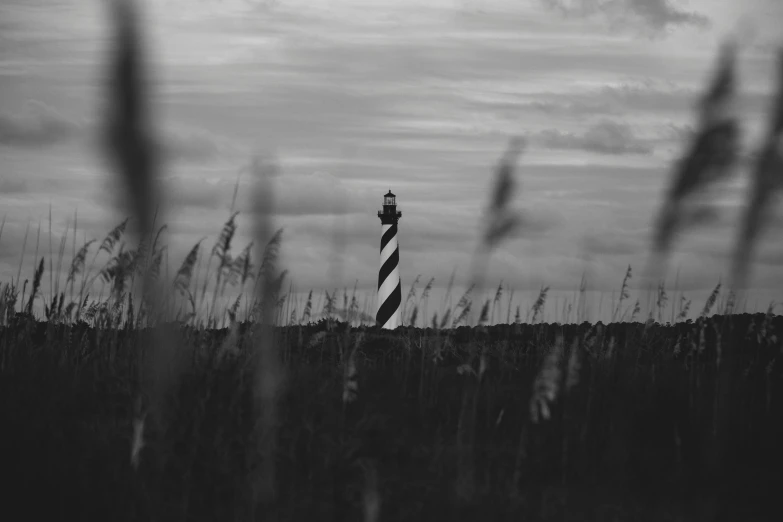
376,190 -> 402,329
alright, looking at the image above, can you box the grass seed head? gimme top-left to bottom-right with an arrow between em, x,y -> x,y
530,334 -> 564,423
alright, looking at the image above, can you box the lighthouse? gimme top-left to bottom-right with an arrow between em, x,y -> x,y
376,190 -> 402,329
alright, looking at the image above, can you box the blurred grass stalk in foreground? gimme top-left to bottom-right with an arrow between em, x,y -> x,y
730,49 -> 783,293
649,38 -> 783,302
102,0 -> 169,474
648,39 -> 739,289
102,1 -> 289,518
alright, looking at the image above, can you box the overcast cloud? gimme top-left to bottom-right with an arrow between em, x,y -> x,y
0,0 -> 781,323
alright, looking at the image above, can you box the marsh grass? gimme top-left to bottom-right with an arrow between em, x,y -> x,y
1,2 -> 783,521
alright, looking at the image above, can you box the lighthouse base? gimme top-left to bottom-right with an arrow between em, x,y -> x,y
378,310 -> 402,330
376,280 -> 402,330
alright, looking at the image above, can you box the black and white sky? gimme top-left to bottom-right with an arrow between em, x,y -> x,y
1,0 -> 782,322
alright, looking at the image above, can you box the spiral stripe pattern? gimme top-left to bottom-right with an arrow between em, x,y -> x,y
376,223 -> 402,329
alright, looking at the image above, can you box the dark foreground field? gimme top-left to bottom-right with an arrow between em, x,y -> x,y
1,313 -> 782,522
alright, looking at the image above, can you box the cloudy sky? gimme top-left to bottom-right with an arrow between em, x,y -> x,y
1,0 -> 782,323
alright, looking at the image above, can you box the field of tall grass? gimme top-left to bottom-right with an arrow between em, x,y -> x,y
1,1 -> 782,521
